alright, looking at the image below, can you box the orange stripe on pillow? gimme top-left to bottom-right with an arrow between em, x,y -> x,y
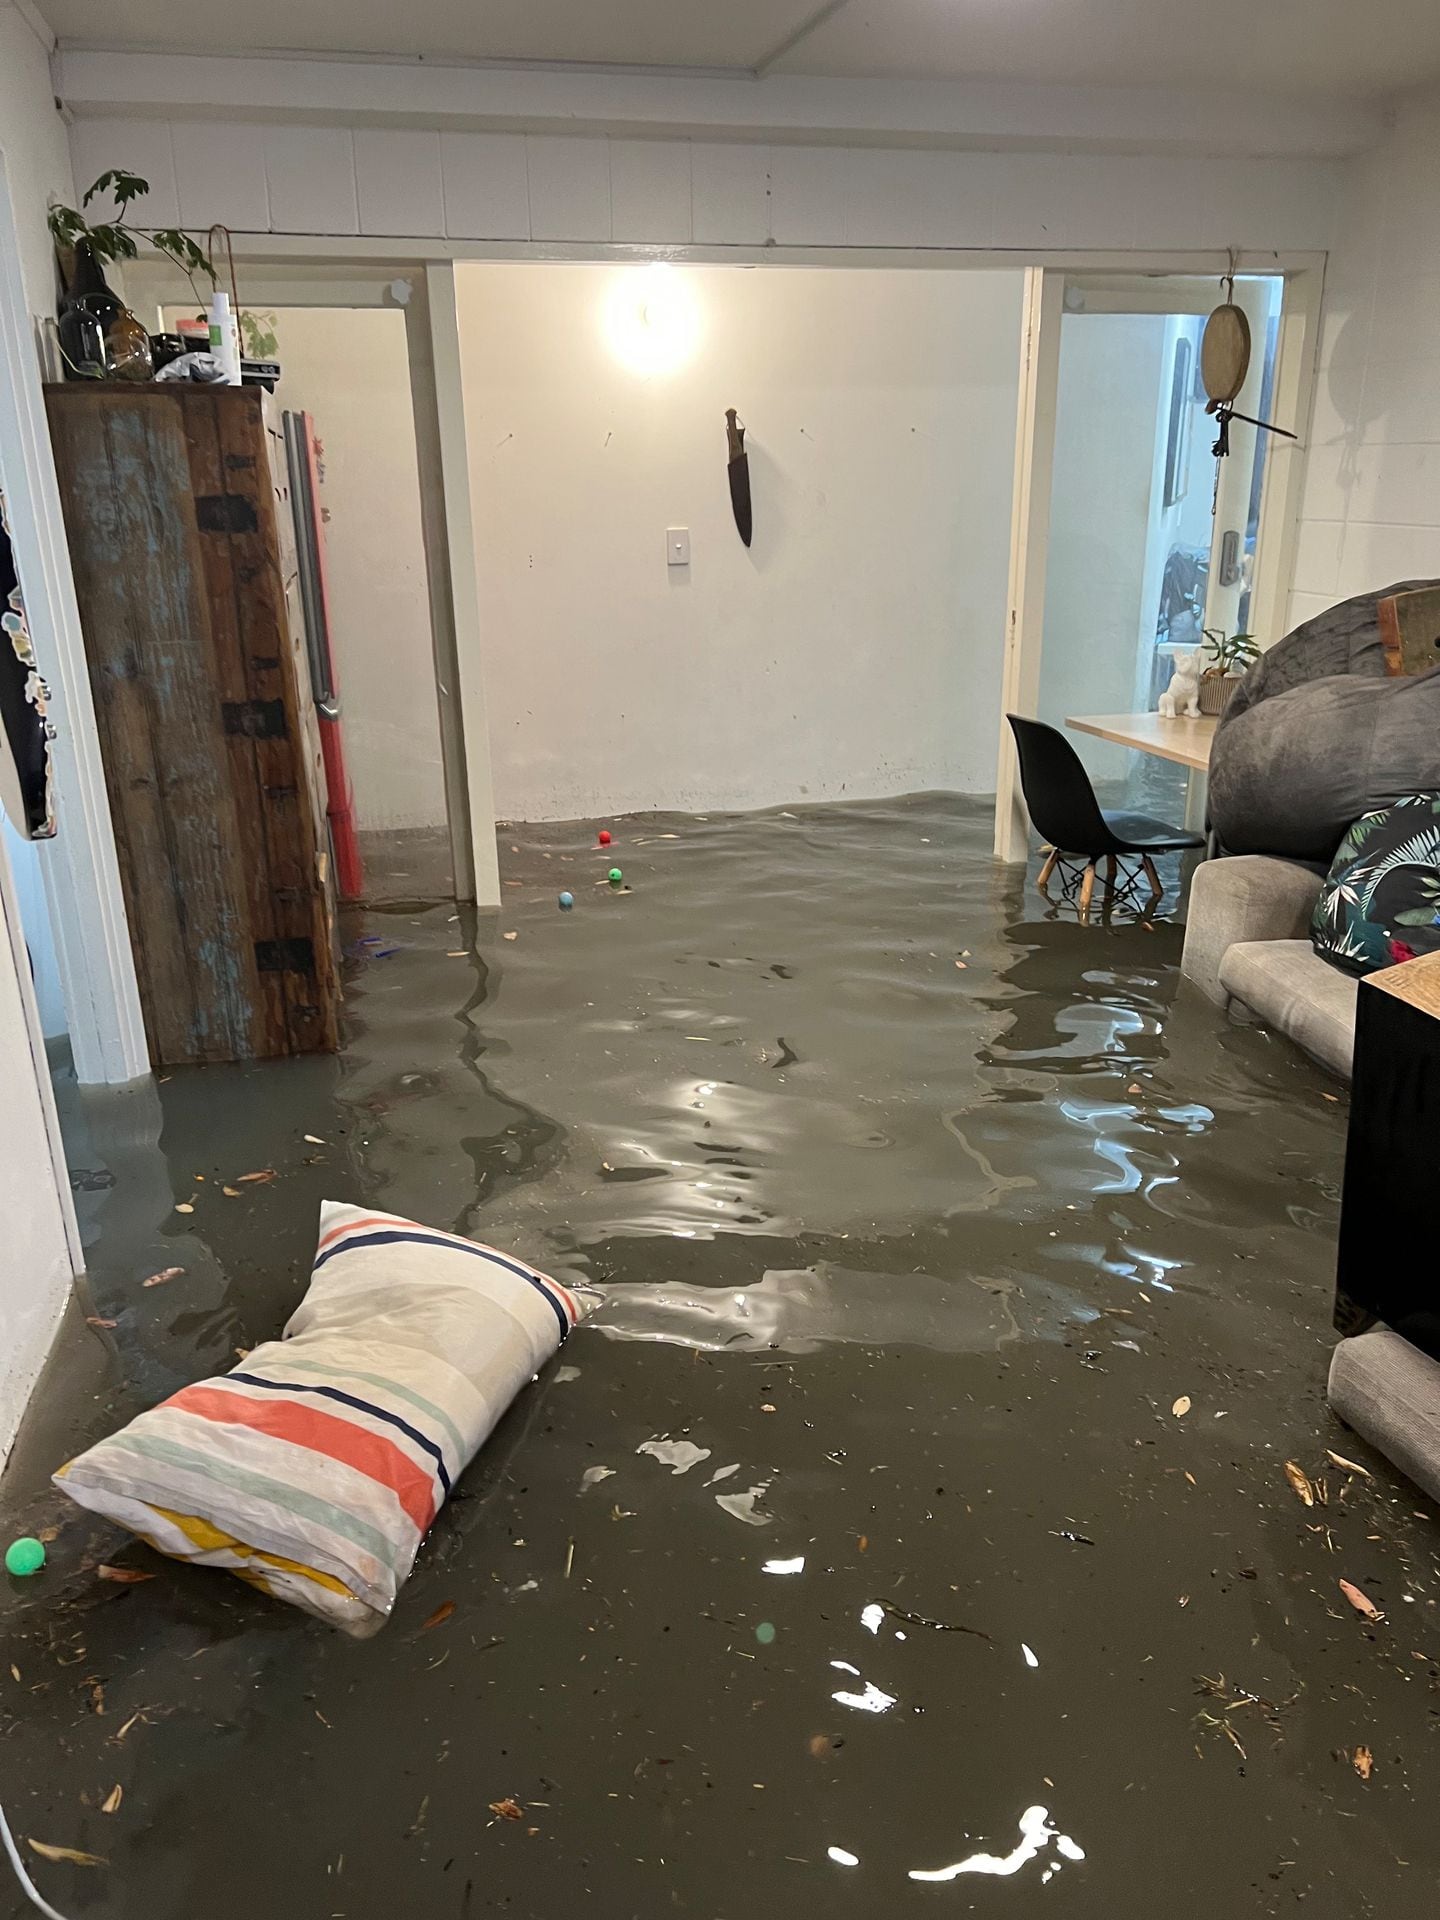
170,1384 -> 437,1532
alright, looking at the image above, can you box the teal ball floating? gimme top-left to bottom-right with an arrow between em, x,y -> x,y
558,891 -> 574,911
5,1537 -> 45,1577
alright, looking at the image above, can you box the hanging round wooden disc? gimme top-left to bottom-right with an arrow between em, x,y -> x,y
1200,301 -> 1251,409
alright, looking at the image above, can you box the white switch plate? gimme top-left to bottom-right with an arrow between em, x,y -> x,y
666,527 -> 691,566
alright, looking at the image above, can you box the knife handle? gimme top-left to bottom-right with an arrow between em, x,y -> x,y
725,408 -> 746,459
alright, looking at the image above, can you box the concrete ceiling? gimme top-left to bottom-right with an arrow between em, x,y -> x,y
40,0 -> 1440,98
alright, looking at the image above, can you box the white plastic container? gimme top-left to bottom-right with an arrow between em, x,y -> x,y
207,289 -> 242,386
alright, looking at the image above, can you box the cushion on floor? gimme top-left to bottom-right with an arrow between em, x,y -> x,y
1329,1329 -> 1440,1507
55,1202 -> 596,1635
1310,794 -> 1440,976
1217,939 -> 1359,1077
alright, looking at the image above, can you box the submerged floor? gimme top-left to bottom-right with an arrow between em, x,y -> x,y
3,794 -> 1438,1918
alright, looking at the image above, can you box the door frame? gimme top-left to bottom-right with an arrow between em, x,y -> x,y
127,252 -> 501,910
993,257 -> 1324,862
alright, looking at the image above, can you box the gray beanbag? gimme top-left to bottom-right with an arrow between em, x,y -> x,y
1223,579 -> 1440,726
1209,667 -> 1440,864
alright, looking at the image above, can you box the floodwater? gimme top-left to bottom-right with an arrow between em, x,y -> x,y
2,794 -> 1437,1920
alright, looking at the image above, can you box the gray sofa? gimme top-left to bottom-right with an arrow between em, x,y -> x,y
1183,861 -> 1440,1502
1180,854 -> 1360,1079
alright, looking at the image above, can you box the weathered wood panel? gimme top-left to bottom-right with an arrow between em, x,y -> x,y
46,384 -> 339,1066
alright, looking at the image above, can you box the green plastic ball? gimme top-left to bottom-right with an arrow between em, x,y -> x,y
5,1536 -> 45,1577
608,868 -> 623,886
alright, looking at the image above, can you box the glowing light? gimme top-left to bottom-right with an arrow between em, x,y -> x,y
602,264 -> 701,377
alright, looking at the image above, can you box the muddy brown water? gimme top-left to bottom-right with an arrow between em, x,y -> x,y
2,795 -> 1437,1919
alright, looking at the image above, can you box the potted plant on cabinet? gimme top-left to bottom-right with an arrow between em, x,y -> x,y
1198,628 -> 1260,715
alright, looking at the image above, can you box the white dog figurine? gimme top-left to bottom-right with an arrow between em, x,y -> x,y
1158,650 -> 1202,719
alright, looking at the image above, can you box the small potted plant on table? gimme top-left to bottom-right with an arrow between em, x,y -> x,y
1198,628 -> 1260,715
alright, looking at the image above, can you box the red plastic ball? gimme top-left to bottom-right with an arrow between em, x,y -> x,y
598,830 -> 612,846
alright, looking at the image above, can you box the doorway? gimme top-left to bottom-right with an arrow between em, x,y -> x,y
995,264 -> 1319,860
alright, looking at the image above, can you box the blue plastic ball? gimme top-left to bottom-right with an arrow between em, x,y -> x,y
558,891 -> 574,911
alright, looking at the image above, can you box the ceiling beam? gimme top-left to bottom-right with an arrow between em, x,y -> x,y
53,48 -> 1387,157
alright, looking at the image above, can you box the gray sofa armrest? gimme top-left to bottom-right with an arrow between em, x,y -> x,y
1181,856 -> 1324,1006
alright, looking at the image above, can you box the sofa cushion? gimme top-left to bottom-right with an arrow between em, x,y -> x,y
1218,938 -> 1359,1077
1181,855 -> 1323,1006
1310,794 -> 1440,976
1329,1329 -> 1440,1507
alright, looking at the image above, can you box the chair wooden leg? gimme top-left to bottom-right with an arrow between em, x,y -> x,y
1078,861 -> 1097,922
1036,849 -> 1058,892
1140,855 -> 1161,898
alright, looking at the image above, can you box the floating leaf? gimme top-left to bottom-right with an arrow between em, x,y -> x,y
86,1317 -> 118,1330
1339,1578 -> 1383,1621
1283,1461 -> 1315,1507
422,1601 -> 455,1631
1171,1395 -> 1192,1418
502,931 -> 519,942
1327,1450 -> 1373,1479
142,1267 -> 183,1289
489,1797 -> 524,1821
27,1840 -> 106,1868
222,1186 -> 241,1197
97,1565 -> 154,1585
237,1170 -> 276,1185
1352,1745 -> 1374,1780
100,1785 -> 122,1815
174,1203 -> 194,1215
303,1135 -> 326,1145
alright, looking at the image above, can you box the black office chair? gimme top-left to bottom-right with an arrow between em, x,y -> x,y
1006,714 -> 1204,918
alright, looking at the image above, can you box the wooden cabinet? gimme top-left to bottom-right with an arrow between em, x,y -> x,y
46,384 -> 340,1067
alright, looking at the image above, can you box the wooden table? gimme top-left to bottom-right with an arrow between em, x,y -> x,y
1065,711 -> 1218,770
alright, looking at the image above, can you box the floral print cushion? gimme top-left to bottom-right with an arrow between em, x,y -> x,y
1311,794 -> 1440,976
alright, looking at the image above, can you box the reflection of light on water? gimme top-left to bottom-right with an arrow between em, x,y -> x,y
831,1679 -> 896,1715
909,1805 -> 1085,1882
1021,1643 -> 1040,1668
860,1602 -> 885,1634
827,1847 -> 860,1867
762,1556 -> 805,1575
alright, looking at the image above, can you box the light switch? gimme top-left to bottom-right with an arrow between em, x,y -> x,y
667,527 -> 691,567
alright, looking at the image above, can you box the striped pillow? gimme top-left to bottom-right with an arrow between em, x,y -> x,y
56,1202 -> 595,1634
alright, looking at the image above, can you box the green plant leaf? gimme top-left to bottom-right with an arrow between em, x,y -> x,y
82,169 -> 149,211
47,205 -> 87,244
1393,909 -> 1438,927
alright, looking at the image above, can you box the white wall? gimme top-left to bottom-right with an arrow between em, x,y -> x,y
456,262 -> 1021,820
1290,86 -> 1440,630
65,115 -> 1339,261
0,2 -> 81,1457
1039,312 -> 1168,780
0,3 -> 71,317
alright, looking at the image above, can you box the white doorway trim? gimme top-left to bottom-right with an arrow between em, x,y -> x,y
993,258 -> 1324,862
0,151 -> 149,1085
129,254 -> 501,907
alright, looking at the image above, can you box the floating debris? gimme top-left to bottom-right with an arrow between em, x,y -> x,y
27,1840 -> 106,1869
1339,1578 -> 1383,1622
489,1798 -> 524,1822
1171,1395 -> 1192,1418
637,1436 -> 711,1476
1283,1461 -> 1315,1507
580,1466 -> 616,1490
716,1485 -> 772,1527
421,1601 -> 455,1631
1352,1745 -> 1374,1780
1327,1450 -> 1373,1479
142,1267 -> 183,1288
96,1565 -> 153,1585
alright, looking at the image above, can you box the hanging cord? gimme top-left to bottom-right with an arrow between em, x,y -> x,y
0,1802 -> 77,1920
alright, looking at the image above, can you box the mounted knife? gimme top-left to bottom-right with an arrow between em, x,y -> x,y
725,408 -> 752,548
